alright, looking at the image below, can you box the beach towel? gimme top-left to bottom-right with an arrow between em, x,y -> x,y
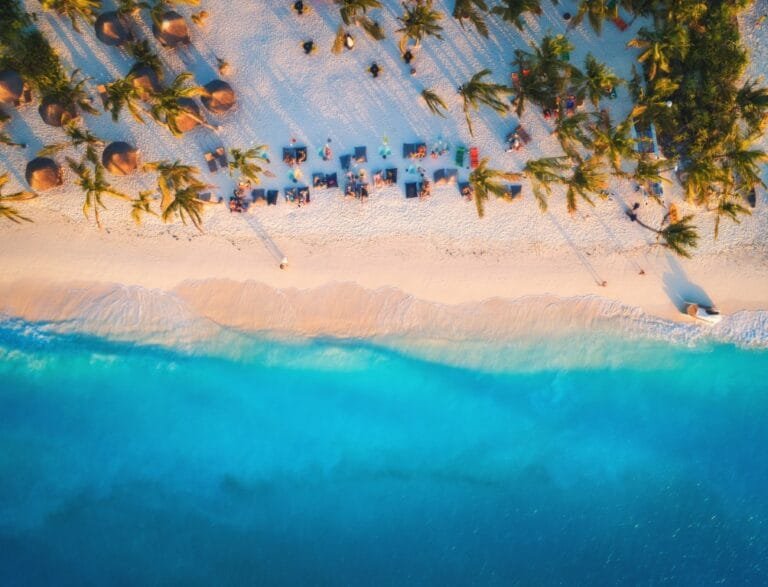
385,168 -> 398,184
340,154 -> 352,171
354,146 -> 367,163
469,147 -> 479,169
455,146 -> 466,167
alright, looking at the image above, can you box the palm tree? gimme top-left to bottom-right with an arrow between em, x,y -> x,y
143,159 -> 205,212
0,111 -> 25,149
588,111 -> 636,175
66,157 -> 131,227
131,190 -> 156,225
452,0 -> 489,38
458,69 -> 511,136
680,158 -> 724,205
228,147 -> 274,184
147,73 -> 215,136
40,0 -> 102,32
0,173 -> 36,223
397,0 -> 444,53
45,68 -> 100,119
628,210 -> 700,258
331,26 -> 348,54
126,40 -> 164,80
491,0 -> 542,31
103,76 -> 146,123
421,88 -> 448,117
633,157 -> 671,195
571,0 -> 614,35
150,0 -> 201,26
713,196 -> 750,240
563,157 -> 609,213
574,53 -> 622,108
552,112 -> 591,158
162,185 -> 203,231
469,157 -> 522,217
522,156 -> 570,211
117,0 -> 150,16
722,139 -> 768,194
627,25 -> 687,81
334,0 -> 385,40
736,78 -> 768,133
38,121 -> 104,164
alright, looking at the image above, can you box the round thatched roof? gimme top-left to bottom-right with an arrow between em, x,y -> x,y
130,65 -> 161,100
38,97 -> 78,127
25,157 -> 63,191
0,70 -> 24,105
102,141 -> 139,176
94,11 -> 133,46
152,11 -> 190,48
201,79 -> 236,114
173,98 -> 201,133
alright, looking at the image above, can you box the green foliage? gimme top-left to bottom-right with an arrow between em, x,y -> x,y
334,0 -> 385,40
458,69 -> 511,136
469,157 -> 522,217
66,157 -> 131,227
0,172 -> 36,223
491,0 -> 542,31
147,73 -> 210,136
522,156 -> 570,211
421,88 -> 448,117
39,0 -> 102,33
228,147 -> 274,184
397,0 -> 444,52
511,35 -> 577,115
452,0 -> 489,37
143,159 -> 206,230
564,156 -> 608,213
571,0 -> 616,35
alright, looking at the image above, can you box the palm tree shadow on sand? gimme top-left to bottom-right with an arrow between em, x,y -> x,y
243,214 -> 286,267
662,255 -> 712,312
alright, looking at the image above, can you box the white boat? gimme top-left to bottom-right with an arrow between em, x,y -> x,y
685,302 -> 723,325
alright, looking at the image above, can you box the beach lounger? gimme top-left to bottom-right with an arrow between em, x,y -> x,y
403,142 -> 426,159
284,187 -> 297,202
215,147 -> 228,168
455,146 -> 466,167
469,147 -> 479,169
433,169 -> 446,184
204,152 -> 217,173
354,146 -> 367,163
373,170 -> 384,188
298,187 -> 310,204
251,189 -> 266,204
326,172 -> 338,188
344,182 -> 356,197
340,154 -> 352,171
444,168 -> 458,184
607,0 -> 629,30
402,143 -> 415,158
459,182 -> 473,199
267,189 -> 278,205
507,185 -> 522,199
405,182 -> 420,199
385,168 -> 398,184
313,173 -> 326,188
283,147 -> 296,164
295,146 -> 307,164
198,192 -> 222,203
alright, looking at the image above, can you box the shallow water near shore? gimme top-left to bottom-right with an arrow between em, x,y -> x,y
1,320 -> 767,585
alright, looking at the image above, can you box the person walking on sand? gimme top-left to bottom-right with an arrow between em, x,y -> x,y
369,62 -> 381,78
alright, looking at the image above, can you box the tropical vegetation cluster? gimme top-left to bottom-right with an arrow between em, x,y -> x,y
1,0 -> 766,258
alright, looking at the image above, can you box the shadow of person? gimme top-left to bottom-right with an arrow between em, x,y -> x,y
662,254 -> 713,312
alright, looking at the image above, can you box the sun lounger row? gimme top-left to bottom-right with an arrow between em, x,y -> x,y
204,147 -> 228,172
283,146 -> 307,166
285,186 -> 310,205
312,172 -> 339,188
250,189 -> 279,205
345,180 -> 369,198
403,142 -> 428,159
433,168 -> 458,185
339,146 -> 368,170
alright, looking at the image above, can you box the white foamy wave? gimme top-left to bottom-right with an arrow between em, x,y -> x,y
0,280 -> 766,354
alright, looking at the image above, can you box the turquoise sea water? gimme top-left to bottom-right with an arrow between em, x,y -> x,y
1,320 -> 767,586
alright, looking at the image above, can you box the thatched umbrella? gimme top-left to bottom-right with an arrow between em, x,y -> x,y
102,141 -> 139,176
94,11 -> 133,47
201,79 -> 236,115
173,98 -> 202,133
0,70 -> 24,106
130,65 -> 162,101
25,157 -> 63,191
38,97 -> 78,127
152,11 -> 190,48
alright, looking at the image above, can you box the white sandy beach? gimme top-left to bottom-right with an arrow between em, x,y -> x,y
1,0 -> 767,343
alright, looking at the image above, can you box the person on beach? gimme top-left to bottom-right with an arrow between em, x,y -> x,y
345,33 -> 355,50
369,62 -> 380,78
403,50 -> 413,64
302,40 -> 315,55
293,1 -> 304,15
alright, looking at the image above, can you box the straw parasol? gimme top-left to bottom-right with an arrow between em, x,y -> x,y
0,70 -> 24,106
38,97 -> 78,127
173,98 -> 202,133
130,65 -> 162,100
102,141 -> 139,176
94,11 -> 133,47
25,158 -> 63,191
152,11 -> 190,48
201,79 -> 236,115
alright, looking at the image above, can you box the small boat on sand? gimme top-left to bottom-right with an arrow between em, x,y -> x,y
685,302 -> 723,325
